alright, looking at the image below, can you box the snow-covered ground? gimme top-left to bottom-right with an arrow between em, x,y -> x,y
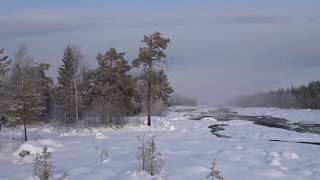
1,106 -> 320,180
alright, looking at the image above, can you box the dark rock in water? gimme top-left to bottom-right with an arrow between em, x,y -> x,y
206,108 -> 320,135
214,133 -> 231,138
208,124 -> 228,131
269,139 -> 320,146
208,124 -> 231,138
189,108 -> 320,142
189,115 -> 213,120
169,108 -> 197,113
19,150 -> 30,157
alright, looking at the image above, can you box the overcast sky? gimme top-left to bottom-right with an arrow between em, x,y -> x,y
1,0 -> 320,105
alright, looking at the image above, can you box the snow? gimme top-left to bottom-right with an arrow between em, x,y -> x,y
0,106 -> 320,180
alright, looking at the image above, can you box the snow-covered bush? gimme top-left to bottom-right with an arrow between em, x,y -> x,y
206,159 -> 224,180
33,146 -> 53,180
58,169 -> 69,180
137,136 -> 163,176
100,147 -> 109,161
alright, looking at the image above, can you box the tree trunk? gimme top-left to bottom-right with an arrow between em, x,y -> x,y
147,81 -> 151,126
23,120 -> 27,141
74,77 -> 79,122
150,150 -> 154,176
21,60 -> 27,141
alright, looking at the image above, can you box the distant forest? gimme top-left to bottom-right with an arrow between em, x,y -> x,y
230,81 -> 320,109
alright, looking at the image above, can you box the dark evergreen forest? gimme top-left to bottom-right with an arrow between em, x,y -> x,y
230,81 -> 320,109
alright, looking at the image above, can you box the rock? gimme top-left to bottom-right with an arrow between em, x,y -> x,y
18,150 -> 30,157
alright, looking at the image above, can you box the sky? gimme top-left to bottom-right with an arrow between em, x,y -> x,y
1,0 -> 320,105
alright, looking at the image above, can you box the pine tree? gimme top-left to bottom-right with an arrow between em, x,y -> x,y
32,63 -> 53,122
57,46 -> 78,126
8,45 -> 45,141
0,48 -> 10,86
92,48 -> 137,126
0,49 -> 11,130
33,146 -> 53,180
78,69 -> 95,115
35,63 -> 53,121
133,32 -> 173,126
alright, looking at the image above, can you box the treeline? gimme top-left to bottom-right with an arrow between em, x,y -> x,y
168,94 -> 197,106
230,81 -> 320,109
0,32 -> 174,141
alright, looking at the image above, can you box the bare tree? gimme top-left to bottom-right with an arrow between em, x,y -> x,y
206,159 -> 225,180
71,46 -> 84,122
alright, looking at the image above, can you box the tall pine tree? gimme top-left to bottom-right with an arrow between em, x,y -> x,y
33,63 -> 53,122
133,32 -> 173,126
93,48 -> 137,126
9,45 -> 47,141
0,49 -> 11,129
57,46 -> 79,126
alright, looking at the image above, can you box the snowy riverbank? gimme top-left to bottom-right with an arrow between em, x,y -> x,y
1,106 -> 320,180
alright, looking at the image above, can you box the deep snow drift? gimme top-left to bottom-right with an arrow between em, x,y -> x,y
1,106 -> 320,180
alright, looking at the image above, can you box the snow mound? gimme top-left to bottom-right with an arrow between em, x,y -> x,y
25,176 -> 40,180
95,132 -> 107,140
12,139 -> 60,161
40,128 -> 51,133
12,141 -> 54,164
269,158 -> 282,167
60,129 -> 92,137
127,116 -> 176,132
102,159 -> 111,163
202,117 -> 217,121
257,169 -> 286,178
269,151 -> 280,158
281,151 -> 299,159
38,139 -> 63,147
13,143 -> 46,157
123,170 -> 152,179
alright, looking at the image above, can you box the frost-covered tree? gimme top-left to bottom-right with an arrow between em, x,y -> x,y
146,136 -> 163,176
70,46 -> 85,122
137,136 -> 147,171
0,48 -> 10,88
34,63 -> 53,122
0,49 -> 11,129
138,136 -> 163,176
133,32 -> 173,126
57,46 -> 78,126
8,45 -> 48,141
33,146 -> 53,180
168,94 -> 197,106
78,69 -> 95,115
92,48 -> 137,126
206,159 -> 224,180
58,169 -> 69,180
